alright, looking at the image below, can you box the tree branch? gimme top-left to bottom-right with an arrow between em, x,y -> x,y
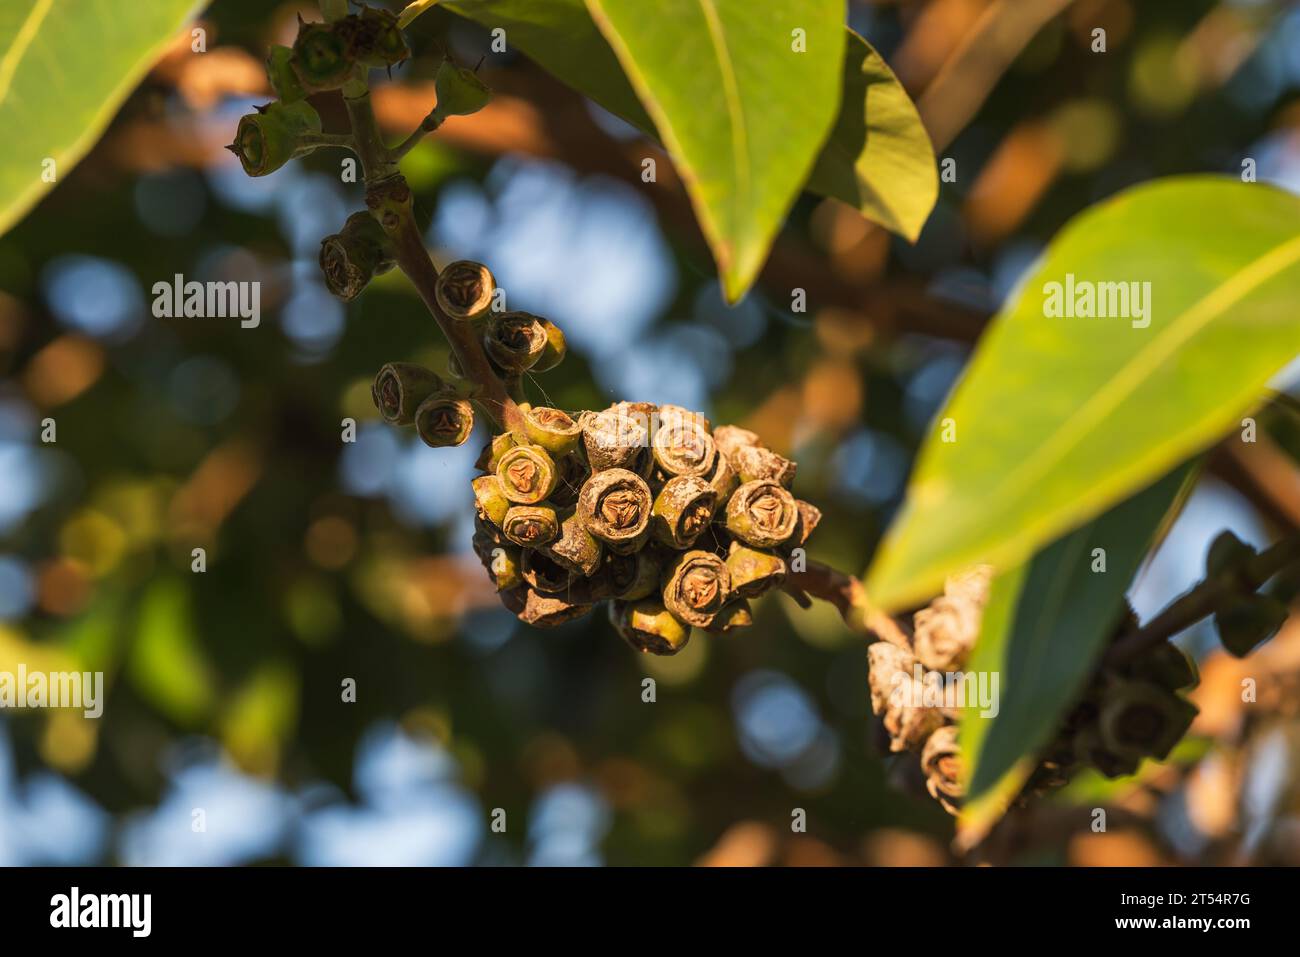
785,560 -> 911,648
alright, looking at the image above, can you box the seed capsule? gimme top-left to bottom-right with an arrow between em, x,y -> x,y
472,519 -> 522,591
546,509 -> 603,577
471,475 -> 510,526
266,45 -> 307,103
605,549 -> 661,601
785,500 -> 822,550
657,404 -> 712,433
580,409 -> 649,472
228,100 -> 322,177
661,550 -> 731,628
705,599 -> 753,633
1097,680 -> 1198,762
414,391 -> 474,447
726,544 -> 786,598
1214,593 -> 1288,657
577,468 -> 652,551
609,599 -> 691,656
483,312 -> 547,372
435,260 -> 495,321
921,725 -> 965,815
549,452 -> 587,508
706,447 -> 739,510
1121,642 -> 1198,692
430,58 -> 493,125
475,432 -> 516,473
350,6 -> 410,67
291,19 -> 356,92
713,424 -> 759,462
502,504 -> 559,547
652,417 -> 716,479
652,476 -> 716,549
496,444 -> 558,504
320,211 -> 395,301
725,479 -> 798,548
372,362 -> 443,425
503,587 -> 591,628
522,406 -> 582,456
733,444 -> 796,487
530,319 -> 567,373
521,548 -> 575,594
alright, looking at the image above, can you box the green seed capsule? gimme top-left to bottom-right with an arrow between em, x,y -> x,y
414,391 -> 474,447
652,417 -> 716,479
372,362 -> 443,425
661,549 -> 731,628
726,544 -> 786,598
291,18 -> 356,92
475,431 -> 516,473
483,312 -> 547,372
530,319 -> 567,373
227,100 -> 322,177
501,504 -> 559,547
496,444 -> 558,504
266,45 -> 307,103
577,468 -> 652,550
605,549 -> 661,601
546,509 -> 603,577
319,211 -> 395,301
706,599 -> 753,634
652,476 -> 716,549
431,58 -> 492,126
503,587 -> 592,628
725,479 -> 798,548
581,409 -> 648,473
435,260 -> 495,321
610,599 -> 691,656
350,6 -> 410,67
472,475 -> 510,527
733,444 -> 797,487
522,407 -> 582,456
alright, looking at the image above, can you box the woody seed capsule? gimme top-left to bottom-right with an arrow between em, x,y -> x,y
471,475 -> 510,526
577,468 -> 652,550
435,260 -> 495,321
372,362 -> 443,425
501,504 -> 559,547
725,480 -> 798,548
414,391 -> 474,448
661,550 -> 730,628
496,444 -> 558,504
652,476 -> 717,549
522,406 -> 582,456
483,312 -> 547,372
610,599 -> 691,656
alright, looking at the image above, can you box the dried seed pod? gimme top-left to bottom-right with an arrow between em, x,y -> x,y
867,641 -> 918,716
435,260 -> 494,321
503,587 -> 591,628
652,417 -> 716,479
726,544 -> 787,598
472,475 -> 510,526
713,424 -> 759,462
483,312 -> 547,372
228,100 -> 322,177
521,548 -> 575,594
921,725 -> 965,815
610,599 -> 691,655
1097,680 -> 1198,762
581,409 -> 649,472
546,510 -> 603,577
496,444 -> 558,504
530,319 -> 567,373
657,404 -> 712,433
414,392 -> 474,447
661,550 -> 731,628
472,521 -> 522,591
475,432 -> 516,473
372,362 -> 443,425
725,479 -> 798,548
502,504 -> 559,547
522,406 -> 582,456
652,476 -> 717,549
605,549 -> 661,601
911,565 -> 993,671
733,444 -> 796,487
320,211 -> 395,301
1121,642 -> 1198,692
290,19 -> 355,92
577,468 -> 652,550
786,500 -> 822,550
430,57 -> 492,126
705,599 -> 753,634
549,452 -> 587,508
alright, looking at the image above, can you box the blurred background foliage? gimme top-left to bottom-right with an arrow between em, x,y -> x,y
2,0 -> 1300,866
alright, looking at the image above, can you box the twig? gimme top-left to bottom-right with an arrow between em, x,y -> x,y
785,560 -> 911,648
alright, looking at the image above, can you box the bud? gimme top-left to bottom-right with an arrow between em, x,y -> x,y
577,468 -> 652,552
227,100 -> 322,177
726,544 -> 786,598
652,476 -> 717,549
291,18 -> 356,92
372,362 -> 442,425
652,417 -> 716,479
266,45 -> 307,103
546,509 -> 603,577
705,599 -> 753,634
610,599 -> 691,656
496,444 -> 558,504
503,587 -> 591,628
502,504 -> 559,547
921,725 -> 965,815
1214,593 -> 1288,658
521,406 -> 582,456
475,431 -> 516,472
581,409 -> 648,473
320,211 -> 395,301
725,479 -> 797,548
472,475 -> 510,526
605,549 -> 661,601
733,444 -> 796,487
661,550 -> 731,628
530,319 -> 567,373
414,391 -> 474,447
435,260 -> 495,321
430,58 -> 492,127
483,312 -> 547,372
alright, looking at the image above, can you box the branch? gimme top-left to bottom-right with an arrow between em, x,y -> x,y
785,560 -> 911,648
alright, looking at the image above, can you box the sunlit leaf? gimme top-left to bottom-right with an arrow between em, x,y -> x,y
398,0 -> 444,29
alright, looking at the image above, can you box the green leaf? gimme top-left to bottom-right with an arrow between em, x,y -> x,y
584,0 -> 845,300
441,1 -> 935,289
957,465 -> 1194,838
804,31 -> 936,242
398,0 -> 444,29
866,177 -> 1300,611
0,0 -> 203,238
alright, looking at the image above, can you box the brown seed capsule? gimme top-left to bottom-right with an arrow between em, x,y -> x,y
475,432 -> 516,473
530,319 -> 567,373
546,509 -> 603,578
577,468 -> 652,550
725,480 -> 798,548
502,587 -> 592,628
472,520 -> 522,591
501,504 -> 559,547
521,548 -> 575,594
786,500 -> 822,550
604,549 -> 661,601
522,406 -> 582,456
319,211 -> 395,302
414,392 -> 474,448
733,444 -> 797,487
705,599 -> 753,633
372,362 -> 443,425
1122,642 -> 1198,692
867,642 -> 919,717
580,409 -> 649,472
609,599 -> 691,655
726,543 -> 787,598
707,449 -> 739,511
657,404 -> 712,434
911,565 -> 993,672
712,424 -> 759,462
652,417 -> 716,479
651,476 -> 716,549
661,550 -> 730,628
496,444 -> 558,504
921,725 -> 965,815
483,311 -> 547,372
435,260 -> 494,321
471,475 -> 510,526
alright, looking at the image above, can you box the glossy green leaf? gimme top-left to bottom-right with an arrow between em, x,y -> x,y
867,177 -> 1300,611
0,0 -> 203,238
441,1 -> 935,289
957,464 -> 1194,838
585,0 -> 844,300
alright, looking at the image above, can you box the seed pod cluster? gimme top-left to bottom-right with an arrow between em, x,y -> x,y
866,568 -> 1201,816
470,403 -> 819,652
